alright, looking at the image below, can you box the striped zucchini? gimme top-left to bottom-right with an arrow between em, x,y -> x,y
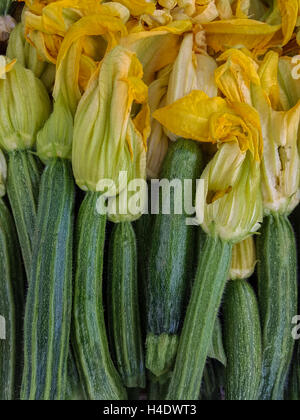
21,159 -> 75,400
0,198 -> 25,400
72,192 -> 127,400
166,236 -> 232,400
7,150 -> 42,279
65,350 -> 85,400
146,139 -> 203,378
224,280 -> 262,400
108,222 -> 145,389
257,213 -> 298,400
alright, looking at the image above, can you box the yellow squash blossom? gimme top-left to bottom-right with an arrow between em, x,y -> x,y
37,13 -> 127,162
121,19 -> 192,84
164,29 -> 217,140
7,22 -> 56,91
147,65 -> 171,179
215,47 -> 300,215
265,0 -> 298,47
154,90 -> 263,243
277,56 -> 300,111
0,56 -> 51,152
215,48 -> 260,105
72,46 -> 149,197
251,84 -> 300,215
114,0 -> 155,17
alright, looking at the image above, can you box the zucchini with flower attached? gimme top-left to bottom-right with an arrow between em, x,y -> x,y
72,39 -> 151,398
0,57 -> 51,280
215,47 -> 300,401
224,237 -> 262,401
251,66 -> 300,401
0,150 -> 25,400
154,90 -> 263,400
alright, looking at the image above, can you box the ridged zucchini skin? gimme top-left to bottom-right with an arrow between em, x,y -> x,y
108,222 -> 145,389
166,236 -> 232,400
73,192 -> 127,400
65,350 -> 85,400
7,150 -> 42,279
21,159 -> 75,400
224,280 -> 262,400
257,213 -> 298,400
146,139 -> 203,378
0,199 -> 25,400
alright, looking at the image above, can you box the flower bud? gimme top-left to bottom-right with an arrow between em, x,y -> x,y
0,56 -> 51,152
73,46 -> 149,196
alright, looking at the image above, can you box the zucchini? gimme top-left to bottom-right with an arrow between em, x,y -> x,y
0,198 -> 25,400
166,236 -> 232,400
65,350 -> 85,401
21,159 -> 75,400
146,139 -> 203,378
224,280 -> 262,400
257,213 -> 298,400
7,150 -> 42,279
72,192 -> 127,400
108,222 -> 145,389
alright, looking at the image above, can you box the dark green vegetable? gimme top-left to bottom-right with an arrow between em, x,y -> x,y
257,213 -> 297,400
21,159 -> 75,400
108,222 -> 145,389
72,192 -> 127,400
224,280 -> 262,400
0,198 -> 25,400
166,236 -> 232,400
146,139 -> 203,378
65,350 -> 85,401
7,150 -> 42,279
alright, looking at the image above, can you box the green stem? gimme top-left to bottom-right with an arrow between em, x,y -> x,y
72,192 -> 127,400
166,236 -> 232,400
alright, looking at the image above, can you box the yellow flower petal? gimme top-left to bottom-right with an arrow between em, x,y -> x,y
215,48 -> 260,104
258,50 -> 280,110
202,19 -> 281,53
114,0 -> 155,17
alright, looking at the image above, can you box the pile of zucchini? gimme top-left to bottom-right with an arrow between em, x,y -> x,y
0,0 -> 299,401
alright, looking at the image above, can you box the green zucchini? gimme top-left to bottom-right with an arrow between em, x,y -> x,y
21,159 -> 75,400
257,213 -> 298,400
7,150 -> 42,279
65,350 -> 85,400
72,192 -> 127,400
166,236 -> 232,400
224,280 -> 262,400
0,198 -> 25,400
146,139 -> 203,378
108,222 -> 145,389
